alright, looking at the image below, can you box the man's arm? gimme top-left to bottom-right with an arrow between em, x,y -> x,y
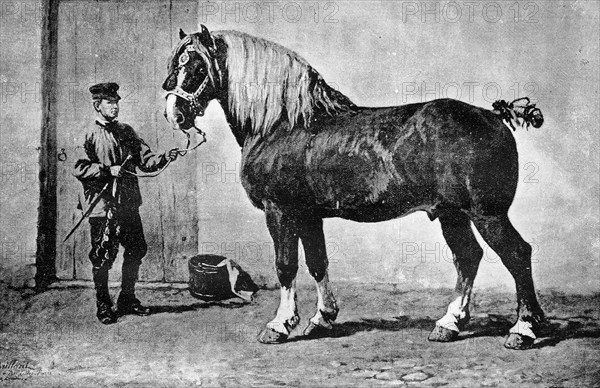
135,131 -> 179,173
73,132 -> 111,181
136,138 -> 169,173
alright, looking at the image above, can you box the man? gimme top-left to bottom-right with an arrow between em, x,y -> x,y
73,82 -> 179,324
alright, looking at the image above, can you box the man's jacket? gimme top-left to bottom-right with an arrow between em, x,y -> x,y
73,120 -> 168,217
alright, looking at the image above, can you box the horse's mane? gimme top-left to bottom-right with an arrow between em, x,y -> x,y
214,30 -> 356,136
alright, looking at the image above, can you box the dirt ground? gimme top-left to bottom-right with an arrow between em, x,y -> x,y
1,281 -> 599,387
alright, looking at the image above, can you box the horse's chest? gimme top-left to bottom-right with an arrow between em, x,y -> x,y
240,134 -> 312,206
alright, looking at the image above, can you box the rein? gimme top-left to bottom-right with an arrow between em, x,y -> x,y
124,126 -> 206,178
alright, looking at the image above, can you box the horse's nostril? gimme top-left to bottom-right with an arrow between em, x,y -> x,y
175,113 -> 185,124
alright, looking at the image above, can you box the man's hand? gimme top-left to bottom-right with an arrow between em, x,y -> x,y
167,148 -> 180,162
110,165 -> 123,177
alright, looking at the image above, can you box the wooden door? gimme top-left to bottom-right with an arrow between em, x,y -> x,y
55,0 -> 198,282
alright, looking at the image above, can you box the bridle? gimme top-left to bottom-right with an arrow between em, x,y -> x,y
158,44 -> 217,170
164,44 -> 222,119
126,42 -> 222,178
165,76 -> 210,116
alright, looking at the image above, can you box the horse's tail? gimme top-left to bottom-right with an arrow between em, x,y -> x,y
492,97 -> 544,131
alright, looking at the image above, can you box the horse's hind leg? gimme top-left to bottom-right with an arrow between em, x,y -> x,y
257,203 -> 301,344
298,217 -> 339,337
471,213 -> 545,349
429,211 -> 483,342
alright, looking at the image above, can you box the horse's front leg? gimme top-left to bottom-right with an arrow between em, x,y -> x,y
257,203 -> 301,344
299,217 -> 339,337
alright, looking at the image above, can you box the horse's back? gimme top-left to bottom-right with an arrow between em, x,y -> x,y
307,98 -> 520,218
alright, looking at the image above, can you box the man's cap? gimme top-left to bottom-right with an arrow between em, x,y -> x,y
89,82 -> 121,101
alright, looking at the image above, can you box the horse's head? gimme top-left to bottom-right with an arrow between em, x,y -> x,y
163,25 -> 222,131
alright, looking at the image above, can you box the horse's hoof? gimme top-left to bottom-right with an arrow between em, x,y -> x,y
303,322 -> 333,338
504,333 -> 534,350
257,327 -> 288,344
321,306 -> 339,323
428,325 -> 459,342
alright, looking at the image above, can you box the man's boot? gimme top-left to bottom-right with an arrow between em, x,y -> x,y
93,267 -> 117,324
117,261 -> 150,316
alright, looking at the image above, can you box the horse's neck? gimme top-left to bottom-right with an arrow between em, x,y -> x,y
212,39 -> 247,148
219,99 -> 248,147
220,100 -> 356,150
213,35 -> 357,147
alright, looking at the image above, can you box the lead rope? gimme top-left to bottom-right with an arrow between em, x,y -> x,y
124,127 -> 206,178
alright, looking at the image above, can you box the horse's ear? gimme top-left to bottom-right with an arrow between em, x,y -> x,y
199,24 -> 216,52
179,29 -> 187,40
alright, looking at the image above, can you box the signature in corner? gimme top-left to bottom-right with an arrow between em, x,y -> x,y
0,360 -> 49,381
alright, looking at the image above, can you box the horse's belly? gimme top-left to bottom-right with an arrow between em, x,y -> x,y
305,151 -> 435,220
320,202 -> 435,222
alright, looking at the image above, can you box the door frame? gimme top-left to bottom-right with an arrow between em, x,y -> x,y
36,0 -> 59,291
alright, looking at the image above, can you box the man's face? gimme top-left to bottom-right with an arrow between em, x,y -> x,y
95,98 -> 120,121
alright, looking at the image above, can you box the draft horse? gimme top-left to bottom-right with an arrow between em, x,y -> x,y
163,26 -> 545,349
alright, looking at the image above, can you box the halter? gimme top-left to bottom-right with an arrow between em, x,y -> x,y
140,39 -> 221,178
164,43 -> 222,117
128,43 -> 215,179
165,77 -> 210,114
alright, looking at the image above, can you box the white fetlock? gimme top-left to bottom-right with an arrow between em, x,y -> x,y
312,273 -> 338,328
267,282 -> 299,335
436,313 -> 459,332
266,321 -> 289,335
309,312 -> 333,329
509,320 -> 536,339
266,315 -> 300,335
436,297 -> 469,332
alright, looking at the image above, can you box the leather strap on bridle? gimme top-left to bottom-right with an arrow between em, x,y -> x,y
165,76 -> 210,114
164,42 -> 223,116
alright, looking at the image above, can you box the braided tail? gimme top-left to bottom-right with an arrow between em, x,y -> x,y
492,97 -> 544,131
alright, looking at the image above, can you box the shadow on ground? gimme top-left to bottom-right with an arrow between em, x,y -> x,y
288,313 -> 600,350
148,300 -> 250,314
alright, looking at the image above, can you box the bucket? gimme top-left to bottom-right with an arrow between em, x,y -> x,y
188,254 -> 233,301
